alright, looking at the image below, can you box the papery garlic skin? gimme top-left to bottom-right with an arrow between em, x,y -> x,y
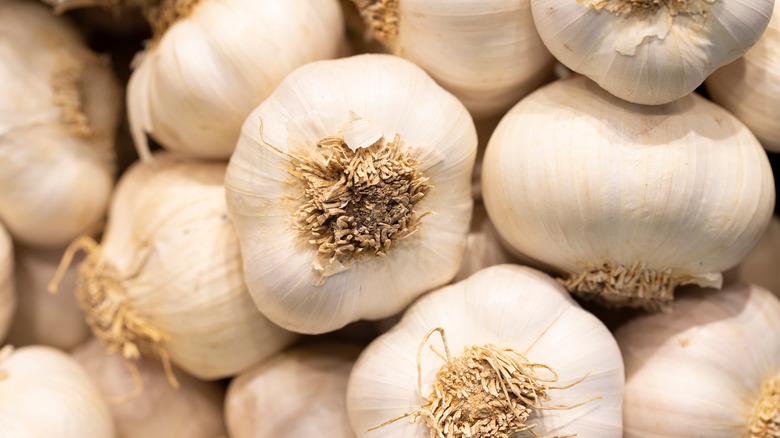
0,0 -> 118,248
73,337 -> 227,438
0,345 -> 114,437
128,0 -> 344,160
226,54 -> 476,335
347,264 -> 624,438
616,283 -> 780,437
225,342 -> 360,438
482,75 -> 775,310
531,0 -> 775,104
0,224 -> 14,342
706,0 -> 780,152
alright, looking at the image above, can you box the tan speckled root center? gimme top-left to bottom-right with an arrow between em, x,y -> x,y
586,0 -> 715,17
353,0 -> 398,47
750,375 -> 780,438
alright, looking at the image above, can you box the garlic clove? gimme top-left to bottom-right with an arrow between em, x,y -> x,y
0,223 -> 14,343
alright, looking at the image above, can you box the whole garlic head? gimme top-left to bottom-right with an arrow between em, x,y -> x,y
225,54 -> 477,335
531,0 -> 775,104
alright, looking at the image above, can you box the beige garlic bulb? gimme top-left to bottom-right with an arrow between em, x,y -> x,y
127,0 -> 344,160
65,152 -> 298,381
0,223 -> 14,342
225,54 -> 477,335
531,0 -> 775,105
482,75 -> 776,311
0,0 -> 119,248
73,337 -> 226,438
353,0 -> 554,118
347,264 -> 625,438
0,345 -> 114,437
706,0 -> 780,152
724,216 -> 780,297
225,342 -> 360,438
616,283 -> 780,437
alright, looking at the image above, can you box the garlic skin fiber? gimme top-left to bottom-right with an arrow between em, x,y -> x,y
616,283 -> 780,437
0,223 -> 14,342
0,0 -> 119,248
482,75 -> 775,310
225,54 -> 477,334
128,0 -> 344,160
530,0 -> 775,104
347,264 -> 624,438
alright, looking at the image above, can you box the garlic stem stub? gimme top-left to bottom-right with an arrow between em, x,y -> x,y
482,75 -> 776,311
225,54 -> 477,335
530,0 -> 775,105
127,0 -> 345,160
346,264 -> 625,438
616,283 -> 780,437
0,0 -> 119,248
0,223 -> 15,343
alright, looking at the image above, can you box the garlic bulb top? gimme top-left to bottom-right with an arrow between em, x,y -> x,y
0,345 -> 114,437
347,264 -> 625,438
225,54 -> 477,335
0,223 -> 14,343
531,0 -> 775,104
128,0 -> 344,160
616,283 -> 780,437
0,0 -> 119,248
354,0 -> 554,118
482,75 -> 776,311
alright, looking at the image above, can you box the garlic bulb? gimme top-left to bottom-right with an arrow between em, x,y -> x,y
225,54 -> 477,334
128,0 -> 344,160
6,244 -> 90,351
353,0 -> 554,118
482,75 -> 776,311
65,152 -> 298,380
724,216 -> 780,297
347,264 -> 625,438
0,0 -> 119,248
706,0 -> 780,152
0,345 -> 114,437
225,342 -> 361,438
616,283 -> 780,437
531,0 -> 775,104
73,337 -> 227,438
0,223 -> 14,342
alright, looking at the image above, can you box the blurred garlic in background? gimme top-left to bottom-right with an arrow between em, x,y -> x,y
0,223 -> 14,342
724,216 -> 780,297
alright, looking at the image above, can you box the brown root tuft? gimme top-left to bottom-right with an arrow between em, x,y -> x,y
587,0 -> 715,17
353,0 -> 399,48
750,375 -> 780,438
51,54 -> 95,137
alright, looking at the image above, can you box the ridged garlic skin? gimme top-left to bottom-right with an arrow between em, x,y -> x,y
0,345 -> 114,437
226,54 -> 476,334
0,0 -> 118,248
347,265 -> 625,438
128,0 -> 343,160
531,0 -> 775,104
706,0 -> 780,152
616,283 -> 780,437
482,75 -> 775,300
0,224 -> 14,342
225,343 -> 360,438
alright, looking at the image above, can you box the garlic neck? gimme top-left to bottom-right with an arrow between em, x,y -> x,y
750,375 -> 780,438
353,0 -> 398,48
587,0 -> 715,17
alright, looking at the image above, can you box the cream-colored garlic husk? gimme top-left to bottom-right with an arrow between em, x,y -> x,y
0,0 -> 119,248
724,216 -> 780,297
617,283 -> 780,437
347,264 -> 625,438
225,54 -> 477,335
127,0 -> 344,160
452,202 -> 519,283
706,0 -> 780,152
73,337 -> 227,438
0,223 -> 15,343
482,75 -> 776,311
0,345 -> 114,437
531,0 -> 775,105
225,342 -> 361,438
67,152 -> 298,380
353,0 -> 554,118
7,243 -> 90,350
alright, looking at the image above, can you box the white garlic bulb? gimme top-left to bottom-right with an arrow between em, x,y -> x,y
0,345 -> 114,437
706,0 -> 780,152
353,0 -> 554,118
73,337 -> 227,438
724,216 -> 780,297
531,0 -> 775,104
225,342 -> 360,438
0,0 -> 119,248
616,283 -> 780,437
225,54 -> 477,335
68,152 -> 298,380
0,223 -> 14,343
482,75 -> 776,311
347,264 -> 625,438
128,0 -> 344,160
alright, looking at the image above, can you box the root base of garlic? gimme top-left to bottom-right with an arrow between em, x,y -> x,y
587,0 -> 714,17
750,375 -> 780,438
51,53 -> 94,137
353,0 -> 398,47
